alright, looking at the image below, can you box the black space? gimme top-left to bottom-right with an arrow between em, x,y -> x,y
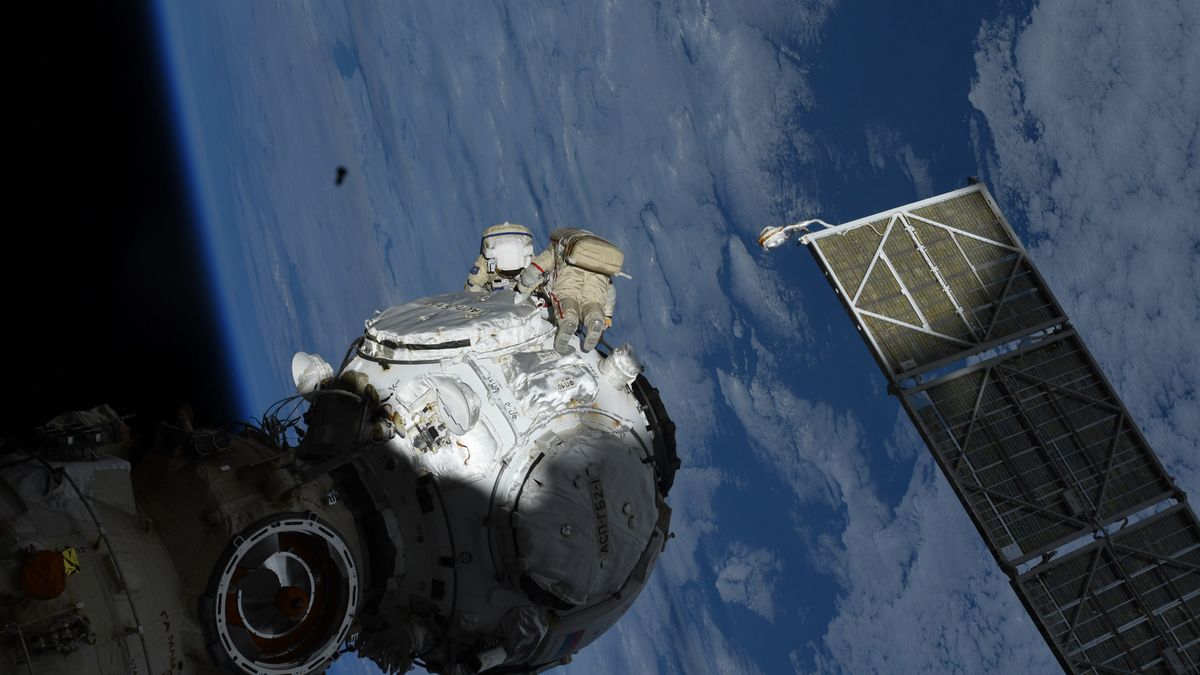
7,5 -> 238,437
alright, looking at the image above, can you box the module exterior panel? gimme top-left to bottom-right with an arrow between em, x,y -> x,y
801,184 -> 1198,674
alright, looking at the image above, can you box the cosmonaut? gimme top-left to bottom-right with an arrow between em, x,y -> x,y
464,222 -> 536,293
516,227 -> 623,354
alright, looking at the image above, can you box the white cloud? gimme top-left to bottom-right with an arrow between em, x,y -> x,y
713,338 -> 1043,674
810,415 -> 1055,674
570,583 -> 766,675
806,2 -> 1199,673
864,123 -> 934,198
714,542 -> 785,621
718,337 -> 866,513
714,332 -> 1051,673
727,236 -> 813,347
969,0 -> 1200,493
657,467 -> 725,587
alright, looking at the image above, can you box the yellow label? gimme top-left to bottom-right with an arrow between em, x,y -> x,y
61,547 -> 81,576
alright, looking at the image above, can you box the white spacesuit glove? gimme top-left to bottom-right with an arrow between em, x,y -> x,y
518,265 -> 545,291
514,264 -> 548,304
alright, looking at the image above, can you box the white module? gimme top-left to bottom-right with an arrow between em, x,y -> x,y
0,290 -> 675,675
330,291 -> 677,673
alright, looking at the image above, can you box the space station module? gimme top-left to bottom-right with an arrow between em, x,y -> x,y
2,265 -> 676,673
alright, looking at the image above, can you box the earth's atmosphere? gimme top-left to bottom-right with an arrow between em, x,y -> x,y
155,1 -> 1198,673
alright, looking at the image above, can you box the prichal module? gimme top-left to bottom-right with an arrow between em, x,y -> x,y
0,230 -> 679,674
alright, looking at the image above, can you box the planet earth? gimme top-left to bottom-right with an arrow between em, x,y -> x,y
150,1 -> 1199,673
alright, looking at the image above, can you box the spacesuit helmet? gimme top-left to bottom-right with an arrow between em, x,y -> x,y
481,222 -> 534,277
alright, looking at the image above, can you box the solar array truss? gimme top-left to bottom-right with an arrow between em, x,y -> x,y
801,184 -> 1199,674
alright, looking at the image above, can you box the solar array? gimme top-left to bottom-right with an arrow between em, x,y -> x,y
801,185 -> 1199,674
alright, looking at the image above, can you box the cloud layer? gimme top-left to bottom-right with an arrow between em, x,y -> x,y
969,0 -> 1200,495
161,0 -> 1198,672
715,542 -> 786,622
812,1 -> 1198,672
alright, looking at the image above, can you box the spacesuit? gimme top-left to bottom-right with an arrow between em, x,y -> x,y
465,222 -> 535,293
517,227 -> 623,354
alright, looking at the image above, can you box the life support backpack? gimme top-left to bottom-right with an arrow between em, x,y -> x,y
550,228 -> 624,276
